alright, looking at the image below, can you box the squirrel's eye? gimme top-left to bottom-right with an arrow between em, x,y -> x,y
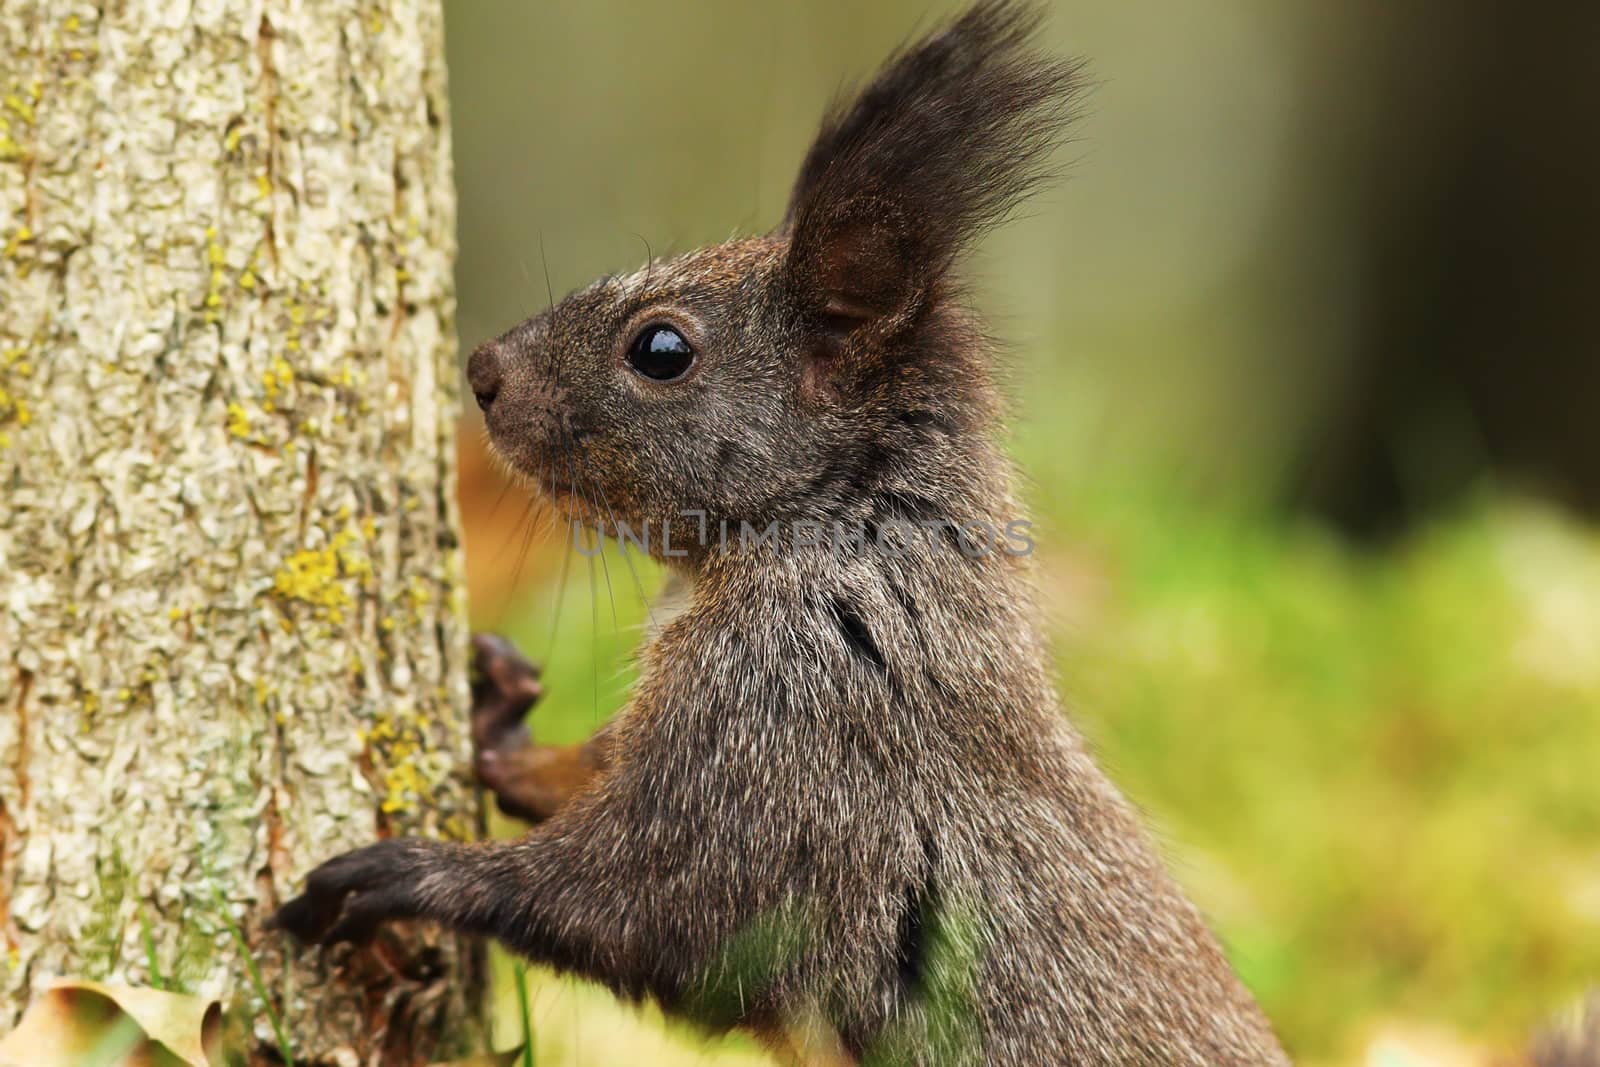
626,324 -> 695,382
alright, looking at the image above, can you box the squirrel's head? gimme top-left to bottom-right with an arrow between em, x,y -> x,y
468,0 -> 1082,560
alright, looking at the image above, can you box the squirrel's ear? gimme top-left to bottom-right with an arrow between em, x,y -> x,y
782,0 -> 1083,343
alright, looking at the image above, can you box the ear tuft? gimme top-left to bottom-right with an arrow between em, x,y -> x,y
784,0 -> 1085,340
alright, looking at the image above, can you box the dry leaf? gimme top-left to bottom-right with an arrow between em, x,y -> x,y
0,980 -> 221,1067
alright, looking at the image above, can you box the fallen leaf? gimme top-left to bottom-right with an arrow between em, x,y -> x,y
0,980 -> 221,1067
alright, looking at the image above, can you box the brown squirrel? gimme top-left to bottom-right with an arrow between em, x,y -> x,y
274,3 -> 1290,1063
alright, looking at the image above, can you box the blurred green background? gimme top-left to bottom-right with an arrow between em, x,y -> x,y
442,2 -> 1600,1064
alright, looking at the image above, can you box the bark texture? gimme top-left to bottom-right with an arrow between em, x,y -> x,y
0,1 -> 481,1062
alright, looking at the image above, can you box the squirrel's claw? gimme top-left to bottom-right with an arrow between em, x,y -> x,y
470,632 -> 552,821
271,840 -> 421,947
470,632 -> 543,745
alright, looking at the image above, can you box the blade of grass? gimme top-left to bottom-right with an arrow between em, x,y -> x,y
137,903 -> 164,992
207,877 -> 294,1067
514,961 -> 536,1067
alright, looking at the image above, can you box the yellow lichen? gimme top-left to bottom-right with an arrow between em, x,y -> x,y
380,739 -> 426,812
336,529 -> 373,582
225,401 -> 249,438
407,577 -> 430,611
272,546 -> 353,617
271,527 -> 372,623
382,759 -> 425,814
2,94 -> 33,124
202,226 -> 228,311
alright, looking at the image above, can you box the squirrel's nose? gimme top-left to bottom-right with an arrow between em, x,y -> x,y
467,341 -> 503,412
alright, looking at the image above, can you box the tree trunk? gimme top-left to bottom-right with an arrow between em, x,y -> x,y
0,2 -> 481,1063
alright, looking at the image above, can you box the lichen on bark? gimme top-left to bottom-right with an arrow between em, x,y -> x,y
0,1 -> 481,1063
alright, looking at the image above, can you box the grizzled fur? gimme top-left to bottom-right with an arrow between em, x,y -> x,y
276,3 -> 1288,1063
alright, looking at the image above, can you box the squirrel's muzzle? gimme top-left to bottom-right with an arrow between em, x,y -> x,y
467,319 -> 576,490
467,340 -> 503,413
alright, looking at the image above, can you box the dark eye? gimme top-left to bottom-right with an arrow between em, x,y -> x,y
626,323 -> 695,382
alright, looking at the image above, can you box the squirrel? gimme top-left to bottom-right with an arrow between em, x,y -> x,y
274,3 -> 1290,1063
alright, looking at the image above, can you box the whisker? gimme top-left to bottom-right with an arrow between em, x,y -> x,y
558,442 -> 603,729
569,445 -> 620,633
574,447 -> 658,633
544,441 -> 584,666
515,257 -> 538,319
539,233 -> 562,388
484,445 -> 516,524
585,512 -> 600,729
507,493 -> 541,598
543,503 -> 575,669
486,488 -> 526,566
634,232 -> 655,292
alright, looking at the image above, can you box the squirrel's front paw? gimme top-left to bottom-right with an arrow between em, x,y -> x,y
271,840 -> 425,946
470,633 -> 543,743
470,633 -> 547,819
